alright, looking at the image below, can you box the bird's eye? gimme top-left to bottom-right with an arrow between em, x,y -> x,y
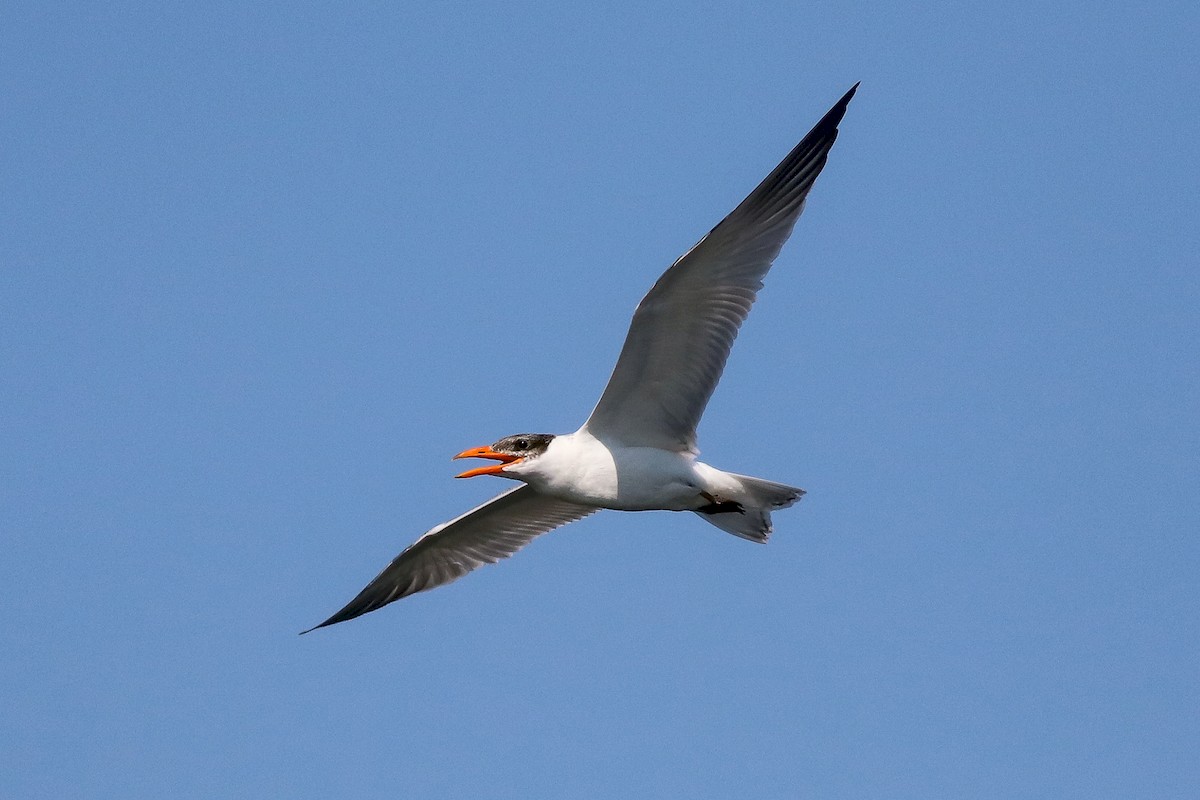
514,439 -> 528,450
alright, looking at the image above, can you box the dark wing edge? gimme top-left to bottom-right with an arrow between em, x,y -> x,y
720,82 -> 858,243
301,485 -> 598,633
581,83 -> 858,451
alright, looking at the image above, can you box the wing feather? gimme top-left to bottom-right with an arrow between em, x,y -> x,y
582,84 -> 857,451
303,485 -> 596,631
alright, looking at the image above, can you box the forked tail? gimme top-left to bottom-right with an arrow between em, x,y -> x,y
693,474 -> 805,543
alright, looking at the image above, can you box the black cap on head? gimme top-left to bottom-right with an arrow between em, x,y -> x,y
492,433 -> 556,457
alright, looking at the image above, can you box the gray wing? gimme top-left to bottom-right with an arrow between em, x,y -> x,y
303,485 -> 597,632
582,84 -> 857,452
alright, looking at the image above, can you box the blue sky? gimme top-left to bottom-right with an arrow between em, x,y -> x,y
3,2 -> 1197,797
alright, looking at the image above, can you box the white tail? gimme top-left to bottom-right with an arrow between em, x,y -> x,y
693,473 -> 805,543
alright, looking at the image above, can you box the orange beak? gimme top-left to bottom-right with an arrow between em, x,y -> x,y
453,446 -> 522,479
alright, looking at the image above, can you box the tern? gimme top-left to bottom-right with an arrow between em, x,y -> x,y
305,84 -> 857,632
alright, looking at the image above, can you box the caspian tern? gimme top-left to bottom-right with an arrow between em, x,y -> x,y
305,84 -> 857,632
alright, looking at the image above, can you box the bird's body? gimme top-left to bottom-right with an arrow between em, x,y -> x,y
510,431 -> 699,511
305,84 -> 858,632
504,429 -> 793,516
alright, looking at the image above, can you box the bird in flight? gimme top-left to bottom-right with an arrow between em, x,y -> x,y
305,84 -> 858,632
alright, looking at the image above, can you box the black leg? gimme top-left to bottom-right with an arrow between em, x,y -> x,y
697,500 -> 745,515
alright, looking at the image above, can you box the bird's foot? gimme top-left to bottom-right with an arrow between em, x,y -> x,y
697,492 -> 745,515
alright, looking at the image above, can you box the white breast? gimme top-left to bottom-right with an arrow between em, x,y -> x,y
508,430 -> 704,511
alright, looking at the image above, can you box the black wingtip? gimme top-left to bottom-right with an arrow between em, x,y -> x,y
298,616 -> 336,635
297,618 -> 340,633
818,82 -> 860,131
299,597 -> 376,634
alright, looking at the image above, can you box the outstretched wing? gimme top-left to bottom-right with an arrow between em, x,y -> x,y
304,485 -> 597,632
582,84 -> 857,452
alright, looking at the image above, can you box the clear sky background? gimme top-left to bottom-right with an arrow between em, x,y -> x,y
3,2 -> 1197,798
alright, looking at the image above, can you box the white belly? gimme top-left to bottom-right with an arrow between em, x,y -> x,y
508,431 -> 708,511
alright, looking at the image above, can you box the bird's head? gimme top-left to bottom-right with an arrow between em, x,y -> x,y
453,433 -> 556,479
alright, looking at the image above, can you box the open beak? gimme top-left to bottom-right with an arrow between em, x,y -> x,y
453,446 -> 522,479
